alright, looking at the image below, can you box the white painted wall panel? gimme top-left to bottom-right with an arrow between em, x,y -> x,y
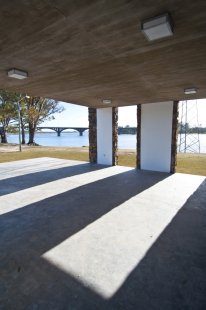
141,101 -> 173,172
97,108 -> 113,165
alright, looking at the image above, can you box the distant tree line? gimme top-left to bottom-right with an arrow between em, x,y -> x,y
0,90 -> 64,144
178,122 -> 206,134
119,124 -> 206,135
118,126 -> 136,134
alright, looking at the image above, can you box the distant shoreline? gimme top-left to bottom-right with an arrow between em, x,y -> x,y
0,144 -> 136,153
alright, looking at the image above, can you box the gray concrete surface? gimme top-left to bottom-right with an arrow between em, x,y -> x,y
0,158 -> 206,309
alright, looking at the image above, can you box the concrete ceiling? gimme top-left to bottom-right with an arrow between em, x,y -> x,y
0,0 -> 206,107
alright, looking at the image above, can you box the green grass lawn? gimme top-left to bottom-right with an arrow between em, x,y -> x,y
0,144 -> 206,176
0,145 -> 89,163
176,153 -> 206,176
118,152 -> 206,176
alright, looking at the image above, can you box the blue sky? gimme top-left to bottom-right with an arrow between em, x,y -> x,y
43,104 -> 138,127
43,99 -> 206,127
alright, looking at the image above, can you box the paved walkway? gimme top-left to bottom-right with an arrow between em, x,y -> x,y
0,158 -> 206,309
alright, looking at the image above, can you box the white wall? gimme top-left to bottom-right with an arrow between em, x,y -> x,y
97,108 -> 113,165
141,101 -> 173,172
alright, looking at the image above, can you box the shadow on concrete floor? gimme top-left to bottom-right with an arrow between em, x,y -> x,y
0,167 -> 206,309
0,162 -> 105,196
111,179 -> 206,310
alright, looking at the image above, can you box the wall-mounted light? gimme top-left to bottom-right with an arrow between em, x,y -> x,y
184,87 -> 197,95
141,13 -> 173,41
102,99 -> 112,104
8,68 -> 28,79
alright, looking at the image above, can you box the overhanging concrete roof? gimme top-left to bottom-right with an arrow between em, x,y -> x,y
0,1 -> 206,107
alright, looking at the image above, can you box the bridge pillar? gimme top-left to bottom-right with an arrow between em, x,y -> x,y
137,101 -> 178,173
57,128 -> 61,136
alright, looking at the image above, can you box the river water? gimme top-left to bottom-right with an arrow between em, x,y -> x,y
7,132 -> 206,153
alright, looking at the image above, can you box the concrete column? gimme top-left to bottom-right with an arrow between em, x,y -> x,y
136,104 -> 141,169
88,108 -> 97,164
170,101 -> 179,173
112,107 -> 118,166
140,101 -> 177,173
97,107 -> 118,165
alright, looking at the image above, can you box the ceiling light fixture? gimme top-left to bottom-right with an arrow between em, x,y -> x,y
184,87 -> 197,95
102,99 -> 112,104
141,13 -> 173,41
8,68 -> 28,79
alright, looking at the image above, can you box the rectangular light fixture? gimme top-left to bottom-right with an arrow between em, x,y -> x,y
184,87 -> 197,95
141,13 -> 173,41
8,68 -> 28,79
102,99 -> 112,104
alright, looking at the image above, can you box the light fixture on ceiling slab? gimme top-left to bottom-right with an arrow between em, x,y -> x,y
8,68 -> 28,79
184,87 -> 197,95
141,13 -> 173,41
102,99 -> 112,104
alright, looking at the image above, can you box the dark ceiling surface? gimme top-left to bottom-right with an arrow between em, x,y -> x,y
0,0 -> 206,107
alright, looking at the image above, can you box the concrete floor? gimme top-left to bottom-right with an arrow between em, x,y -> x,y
0,158 -> 206,310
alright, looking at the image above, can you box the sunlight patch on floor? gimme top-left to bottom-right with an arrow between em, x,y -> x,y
0,165 -> 132,215
43,173 -> 204,298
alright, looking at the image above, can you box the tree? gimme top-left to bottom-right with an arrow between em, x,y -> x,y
178,122 -> 190,134
4,93 -> 28,145
25,96 -> 64,145
0,91 -> 64,145
0,90 -> 18,143
17,96 -> 28,144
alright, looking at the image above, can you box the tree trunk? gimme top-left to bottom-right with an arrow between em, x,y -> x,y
28,124 -> 36,145
20,113 -> 26,144
0,127 -> 8,143
21,124 -> 26,144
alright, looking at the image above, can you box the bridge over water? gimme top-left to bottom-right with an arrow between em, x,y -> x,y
37,127 -> 88,136
8,126 -> 137,137
37,126 -> 137,136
